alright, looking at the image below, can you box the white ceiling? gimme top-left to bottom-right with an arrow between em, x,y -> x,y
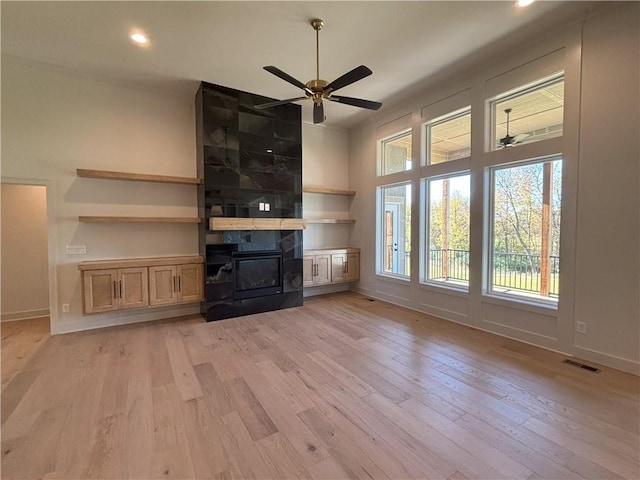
1,1 -> 598,129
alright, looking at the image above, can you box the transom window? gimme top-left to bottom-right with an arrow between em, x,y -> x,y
380,131 -> 412,175
491,74 -> 564,150
425,108 -> 471,164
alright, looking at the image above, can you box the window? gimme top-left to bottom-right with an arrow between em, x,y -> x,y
491,75 -> 564,150
488,156 -> 562,303
425,108 -> 471,164
378,182 -> 412,277
425,173 -> 470,288
380,131 -> 412,175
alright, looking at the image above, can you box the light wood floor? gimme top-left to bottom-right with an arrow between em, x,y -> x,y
2,293 -> 638,479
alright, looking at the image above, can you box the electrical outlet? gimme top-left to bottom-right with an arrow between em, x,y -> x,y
66,245 -> 87,255
576,321 -> 586,334
62,303 -> 70,313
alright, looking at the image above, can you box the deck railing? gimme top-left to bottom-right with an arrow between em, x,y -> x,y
428,249 -> 559,297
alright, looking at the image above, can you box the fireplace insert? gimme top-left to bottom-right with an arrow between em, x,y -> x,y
232,250 -> 283,300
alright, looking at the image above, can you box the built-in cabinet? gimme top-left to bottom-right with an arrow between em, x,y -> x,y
303,248 -> 360,288
149,263 -> 203,306
331,250 -> 360,283
79,256 -> 203,314
303,253 -> 332,287
82,267 -> 149,314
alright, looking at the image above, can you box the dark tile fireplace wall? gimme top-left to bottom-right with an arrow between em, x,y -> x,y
196,82 -> 303,321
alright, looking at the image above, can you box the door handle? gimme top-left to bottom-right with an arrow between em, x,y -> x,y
119,280 -> 123,299
113,281 -> 117,299
177,275 -> 181,292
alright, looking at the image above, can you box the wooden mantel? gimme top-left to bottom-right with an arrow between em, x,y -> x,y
209,217 -> 306,231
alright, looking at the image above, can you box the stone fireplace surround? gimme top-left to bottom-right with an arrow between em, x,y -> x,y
196,82 -> 303,322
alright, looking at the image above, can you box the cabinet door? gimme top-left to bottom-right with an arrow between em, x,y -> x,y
303,256 -> 316,287
149,265 -> 177,306
315,255 -> 332,285
346,253 -> 360,281
177,263 -> 203,303
83,269 -> 119,314
331,253 -> 347,283
119,267 -> 149,309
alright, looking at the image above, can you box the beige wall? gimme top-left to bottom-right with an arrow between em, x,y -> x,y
1,57 -> 200,333
302,124 -> 352,251
573,4 -> 640,366
348,3 -> 639,374
1,184 -> 50,320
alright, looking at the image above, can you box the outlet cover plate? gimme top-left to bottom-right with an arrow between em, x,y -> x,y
66,245 -> 87,255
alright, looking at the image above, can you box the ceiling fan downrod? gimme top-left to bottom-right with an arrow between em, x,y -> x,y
311,18 -> 323,82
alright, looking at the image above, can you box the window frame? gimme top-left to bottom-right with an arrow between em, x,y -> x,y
488,72 -> 565,152
423,106 -> 472,166
422,171 -> 471,292
377,180 -> 413,280
378,128 -> 413,177
485,154 -> 562,308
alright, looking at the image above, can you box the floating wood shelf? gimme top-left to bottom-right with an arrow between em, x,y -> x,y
304,219 -> 356,224
303,186 -> 356,196
79,216 -> 201,224
209,217 -> 306,231
77,168 -> 201,185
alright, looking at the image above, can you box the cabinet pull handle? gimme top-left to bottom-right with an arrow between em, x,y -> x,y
172,276 -> 176,293
177,275 -> 181,292
343,261 -> 348,274
113,281 -> 117,299
119,280 -> 123,298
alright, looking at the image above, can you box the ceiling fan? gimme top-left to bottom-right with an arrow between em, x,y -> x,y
498,108 -> 529,148
255,18 -> 382,124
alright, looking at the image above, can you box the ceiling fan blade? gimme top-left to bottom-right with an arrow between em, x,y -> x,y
255,97 -> 308,110
328,95 -> 382,111
513,133 -> 530,143
324,65 -> 373,93
263,66 -> 309,91
313,102 -> 325,124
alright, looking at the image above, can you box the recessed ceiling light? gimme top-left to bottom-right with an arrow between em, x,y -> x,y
516,0 -> 535,6
130,32 -> 149,45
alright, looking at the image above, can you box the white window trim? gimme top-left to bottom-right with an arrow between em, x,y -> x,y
484,154 -> 562,309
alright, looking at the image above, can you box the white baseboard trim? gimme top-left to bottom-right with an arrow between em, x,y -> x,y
353,288 -> 638,376
2,308 -> 50,322
571,345 -> 640,376
303,284 -> 350,298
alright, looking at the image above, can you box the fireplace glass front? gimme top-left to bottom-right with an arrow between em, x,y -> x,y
233,251 -> 283,300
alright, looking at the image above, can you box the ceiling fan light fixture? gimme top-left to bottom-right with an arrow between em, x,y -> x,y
256,18 -> 382,124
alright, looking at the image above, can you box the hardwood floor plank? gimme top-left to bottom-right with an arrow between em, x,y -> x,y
180,397 -> 230,478
523,416 -> 639,479
234,357 -> 330,468
255,432 -> 312,479
1,369 -> 40,424
164,330 -> 203,401
224,377 -> 278,441
220,410 -> 277,479
2,292 -> 637,480
306,374 -> 458,478
151,384 -> 196,479
193,362 -> 234,417
298,407 -> 389,479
